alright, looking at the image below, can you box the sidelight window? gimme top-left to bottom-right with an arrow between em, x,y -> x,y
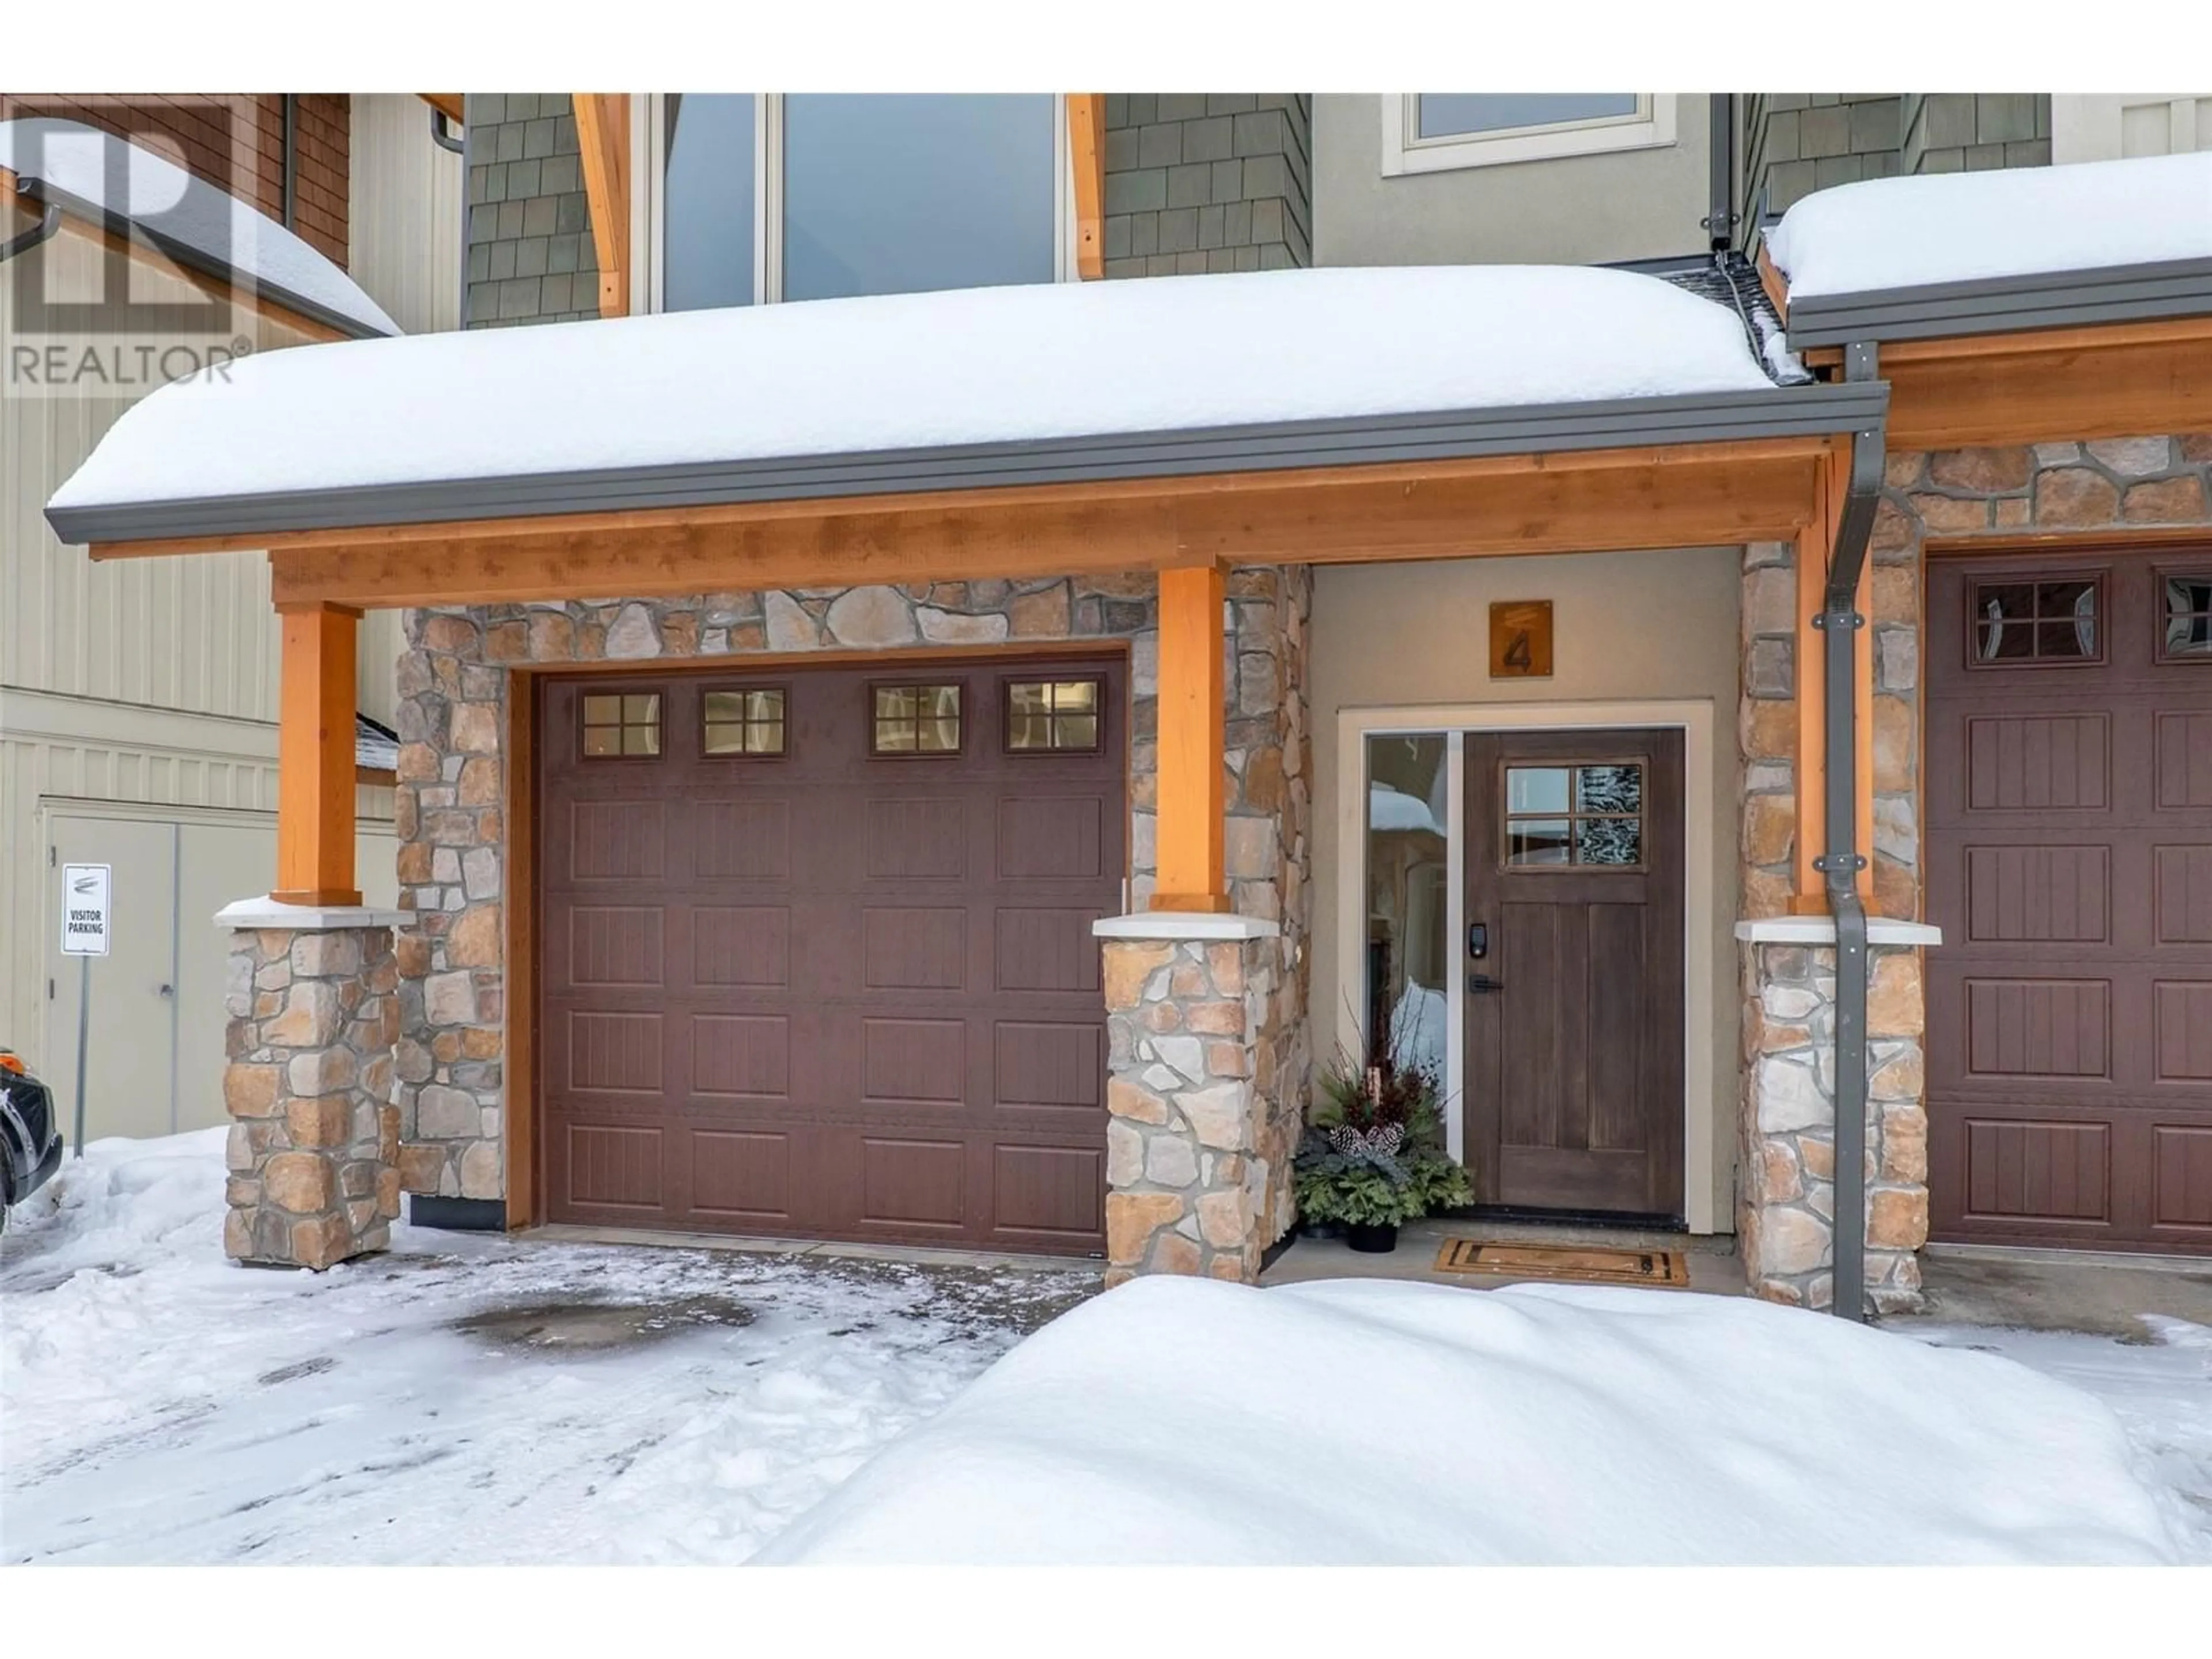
581,692 -> 661,757
1503,763 -> 1643,867
1006,678 -> 1102,752
871,684 -> 963,755
703,687 -> 787,756
2160,573 -> 2212,661
1365,733 -> 1450,1075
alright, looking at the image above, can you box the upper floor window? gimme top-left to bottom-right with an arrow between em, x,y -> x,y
655,94 -> 1066,310
1381,94 -> 1676,176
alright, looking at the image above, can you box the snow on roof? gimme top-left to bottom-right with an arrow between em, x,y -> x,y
0,117 -> 399,339
755,1277 -> 2186,1566
1768,150 -> 2212,300
48,264 -> 1774,519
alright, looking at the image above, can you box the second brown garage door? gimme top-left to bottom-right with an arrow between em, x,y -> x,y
537,654 -> 1126,1255
1926,551 -> 2212,1255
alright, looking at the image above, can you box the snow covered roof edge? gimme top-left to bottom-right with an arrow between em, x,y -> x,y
1770,151 -> 2212,349
0,118 -> 400,340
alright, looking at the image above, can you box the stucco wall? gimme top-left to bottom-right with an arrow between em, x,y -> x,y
1310,94 -> 1711,268
1306,547 -> 1743,1228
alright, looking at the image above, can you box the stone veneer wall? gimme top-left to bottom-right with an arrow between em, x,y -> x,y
1736,432 -> 2212,1310
222,925 -> 402,1268
391,570 -> 1312,1228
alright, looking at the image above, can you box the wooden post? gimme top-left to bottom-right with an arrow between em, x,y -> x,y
573,93 -> 631,318
1067,93 -> 1107,281
272,601 -> 362,907
1793,446 -> 1874,912
1153,565 -> 1228,912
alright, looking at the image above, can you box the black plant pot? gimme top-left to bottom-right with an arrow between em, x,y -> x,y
1345,1222 -> 1399,1255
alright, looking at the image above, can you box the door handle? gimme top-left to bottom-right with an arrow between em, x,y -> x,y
1467,974 -> 1505,994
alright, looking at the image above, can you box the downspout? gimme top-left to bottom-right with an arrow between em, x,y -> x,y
0,199 -> 61,264
1705,94 -> 1736,253
431,108 -> 465,156
1819,338 -> 1885,1320
282,93 -> 299,230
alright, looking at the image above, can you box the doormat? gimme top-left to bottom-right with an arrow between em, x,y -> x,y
1433,1238 -> 1691,1287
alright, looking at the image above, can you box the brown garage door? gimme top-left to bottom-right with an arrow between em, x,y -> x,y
537,654 -> 1125,1255
1926,551 -> 2212,1254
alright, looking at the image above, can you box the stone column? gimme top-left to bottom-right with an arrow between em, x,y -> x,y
217,899 -> 405,1270
1097,915 -> 1286,1286
1737,921 -> 1936,1314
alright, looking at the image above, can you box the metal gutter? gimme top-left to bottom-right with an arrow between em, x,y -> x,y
46,380 -> 1888,548
0,198 -> 60,264
431,108 -> 465,156
1784,255 -> 2212,347
1818,339 -> 1885,1322
282,94 -> 299,231
10,177 -> 391,343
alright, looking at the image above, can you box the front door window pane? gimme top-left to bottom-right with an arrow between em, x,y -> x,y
1365,734 -> 1449,1077
664,93 -> 756,312
783,94 -> 1056,302
1417,94 -> 1642,139
1505,762 -> 1644,868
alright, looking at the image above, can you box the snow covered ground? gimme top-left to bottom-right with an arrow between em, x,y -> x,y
4,1130 -> 2205,1566
0,1130 -> 1090,1565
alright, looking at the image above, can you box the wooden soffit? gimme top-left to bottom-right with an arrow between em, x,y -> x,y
111,437 -> 1842,610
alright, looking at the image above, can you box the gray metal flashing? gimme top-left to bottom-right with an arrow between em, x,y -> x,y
1783,255 -> 2212,348
12,177 -> 393,343
46,381 -> 1888,549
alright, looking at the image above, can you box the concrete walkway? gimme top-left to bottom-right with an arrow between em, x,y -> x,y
1260,1217 -> 1747,1297
1881,1244 -> 2212,1341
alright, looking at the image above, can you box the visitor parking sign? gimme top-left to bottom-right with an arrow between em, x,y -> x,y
61,863 -> 112,957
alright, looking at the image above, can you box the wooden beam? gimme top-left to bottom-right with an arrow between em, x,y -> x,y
1153,565 -> 1227,912
87,436 -> 1834,563
419,94 -> 467,124
1756,244 -> 1789,321
571,93 -> 631,319
1067,93 -> 1107,281
1877,325 -> 2212,449
260,447 -> 1825,610
503,675 -> 539,1229
273,602 -> 363,907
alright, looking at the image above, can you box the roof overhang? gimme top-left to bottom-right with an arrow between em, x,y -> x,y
50,382 -> 1886,552
1782,256 -> 2212,350
1,168 -> 375,344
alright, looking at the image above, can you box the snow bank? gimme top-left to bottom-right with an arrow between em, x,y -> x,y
1768,150 -> 2212,298
756,1276 -> 2184,1565
0,117 -> 399,338
48,263 -> 1774,515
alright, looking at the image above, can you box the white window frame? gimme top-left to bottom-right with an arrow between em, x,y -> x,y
1381,93 -> 1677,176
643,92 -> 1072,313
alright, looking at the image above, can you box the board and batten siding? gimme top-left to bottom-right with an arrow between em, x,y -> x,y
348,93 -> 464,337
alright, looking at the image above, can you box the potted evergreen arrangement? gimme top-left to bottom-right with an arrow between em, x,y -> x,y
1293,1022 -> 1471,1254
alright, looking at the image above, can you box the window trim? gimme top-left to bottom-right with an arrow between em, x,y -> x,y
1380,94 -> 1676,176
700,683 -> 791,759
1002,673 -> 1107,755
2156,566 -> 2212,665
867,679 -> 967,759
646,93 -> 1073,312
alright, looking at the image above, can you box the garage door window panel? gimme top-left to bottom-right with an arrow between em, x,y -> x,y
2160,573 -> 2212,662
582,692 -> 662,757
703,687 -> 789,757
872,683 -> 964,756
1006,677 -> 1103,753
1970,577 -> 2102,666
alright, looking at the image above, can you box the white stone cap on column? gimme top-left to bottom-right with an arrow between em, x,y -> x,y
1092,912 -> 1281,942
1734,916 -> 1942,947
215,895 -> 410,932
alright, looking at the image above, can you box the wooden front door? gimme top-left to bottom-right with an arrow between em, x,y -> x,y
1463,729 -> 1686,1218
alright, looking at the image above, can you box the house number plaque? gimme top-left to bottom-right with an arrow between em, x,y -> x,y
1488,600 -> 1554,678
